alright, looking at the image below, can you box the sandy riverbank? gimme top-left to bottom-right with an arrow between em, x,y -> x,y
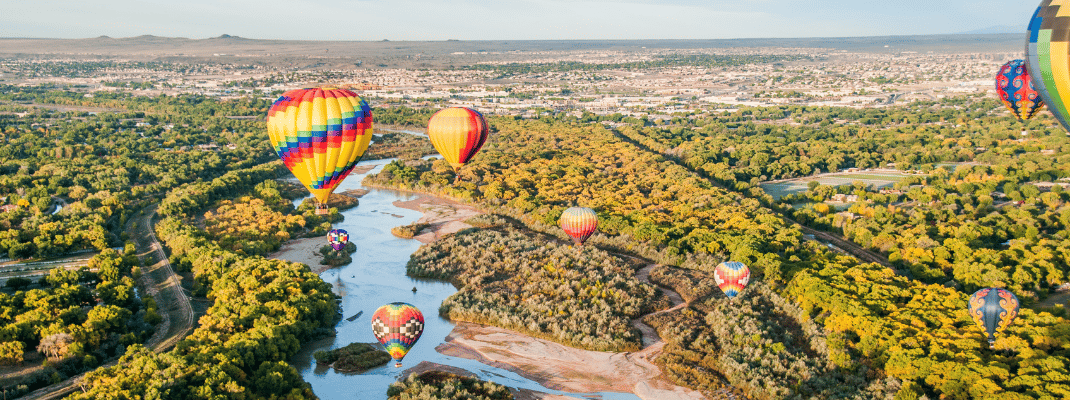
269,237 -> 334,274
391,195 -> 481,243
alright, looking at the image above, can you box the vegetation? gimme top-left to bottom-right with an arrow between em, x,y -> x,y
71,163 -> 340,399
319,241 -> 357,267
313,342 -> 391,372
408,218 -> 667,352
369,96 -> 1070,399
0,248 -> 148,396
392,222 -> 430,239
387,371 -> 513,400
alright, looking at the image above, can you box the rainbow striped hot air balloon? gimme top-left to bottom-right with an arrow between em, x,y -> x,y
426,107 -> 489,171
268,87 -> 373,215
559,207 -> 598,245
995,60 -> 1044,121
1028,1 -> 1070,133
968,288 -> 1019,346
714,261 -> 750,299
371,302 -> 424,367
327,229 -> 348,252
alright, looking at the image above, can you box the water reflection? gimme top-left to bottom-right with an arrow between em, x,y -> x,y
288,159 -> 640,400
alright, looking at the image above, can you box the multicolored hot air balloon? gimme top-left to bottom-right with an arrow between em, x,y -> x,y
327,229 -> 349,252
968,288 -> 1019,346
995,60 -> 1044,121
371,302 -> 424,367
1028,1 -> 1070,133
268,87 -> 373,215
426,107 -> 489,171
714,261 -> 750,299
559,207 -> 598,245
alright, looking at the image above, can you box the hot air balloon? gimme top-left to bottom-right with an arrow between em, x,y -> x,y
268,87 -> 373,215
968,288 -> 1019,346
327,229 -> 349,252
995,60 -> 1044,121
559,207 -> 598,245
1028,1 -> 1070,133
714,261 -> 750,299
426,107 -> 488,171
371,302 -> 424,367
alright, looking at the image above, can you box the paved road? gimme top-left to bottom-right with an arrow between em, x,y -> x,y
25,205 -> 195,400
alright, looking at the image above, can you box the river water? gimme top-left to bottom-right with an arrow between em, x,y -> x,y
288,158 -> 641,400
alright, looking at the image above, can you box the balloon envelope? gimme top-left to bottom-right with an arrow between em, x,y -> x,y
267,87 -> 373,209
327,229 -> 349,252
371,302 -> 424,367
714,261 -> 750,299
995,60 -> 1044,121
426,107 -> 489,170
559,207 -> 598,245
968,288 -> 1019,345
1027,1 -> 1070,132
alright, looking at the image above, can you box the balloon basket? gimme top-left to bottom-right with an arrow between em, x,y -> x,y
315,203 -> 329,215
395,362 -> 402,368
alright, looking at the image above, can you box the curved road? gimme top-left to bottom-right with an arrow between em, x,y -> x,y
26,206 -> 195,400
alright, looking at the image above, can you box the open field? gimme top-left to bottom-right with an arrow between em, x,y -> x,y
761,171 -> 915,199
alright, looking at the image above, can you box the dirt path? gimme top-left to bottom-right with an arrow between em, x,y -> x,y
630,264 -> 688,354
26,206 -> 195,400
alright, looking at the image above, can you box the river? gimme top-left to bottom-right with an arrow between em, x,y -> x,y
286,158 -> 642,400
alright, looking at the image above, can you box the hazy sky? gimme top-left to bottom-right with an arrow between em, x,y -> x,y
0,0 -> 1040,40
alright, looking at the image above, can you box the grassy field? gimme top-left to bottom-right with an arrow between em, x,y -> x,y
761,171 -> 913,199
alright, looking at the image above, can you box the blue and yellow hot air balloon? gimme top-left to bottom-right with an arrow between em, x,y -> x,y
559,207 -> 598,245
371,302 -> 425,367
967,288 -> 1019,346
426,107 -> 489,171
995,60 -> 1044,121
1027,1 -> 1070,132
268,87 -> 373,214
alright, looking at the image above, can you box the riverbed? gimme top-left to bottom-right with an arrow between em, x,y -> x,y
279,158 -> 644,400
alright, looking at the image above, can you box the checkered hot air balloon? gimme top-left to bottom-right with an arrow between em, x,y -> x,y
327,229 -> 348,252
559,207 -> 598,245
995,60 -> 1044,121
426,107 -> 489,171
371,302 -> 424,367
714,261 -> 750,299
267,87 -> 373,215
1028,1 -> 1070,133
968,288 -> 1019,346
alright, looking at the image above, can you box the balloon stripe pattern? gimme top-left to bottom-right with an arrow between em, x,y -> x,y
967,288 -> 1019,345
371,302 -> 424,365
559,207 -> 598,245
267,88 -> 373,202
1027,1 -> 1070,132
426,107 -> 489,170
714,261 -> 750,299
995,60 -> 1044,120
327,229 -> 348,252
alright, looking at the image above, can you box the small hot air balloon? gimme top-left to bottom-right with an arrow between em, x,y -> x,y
968,288 -> 1019,346
1028,1 -> 1070,133
268,87 -> 373,215
327,229 -> 349,252
559,207 -> 598,245
714,261 -> 750,299
426,107 -> 489,171
995,60 -> 1044,121
371,302 -> 424,367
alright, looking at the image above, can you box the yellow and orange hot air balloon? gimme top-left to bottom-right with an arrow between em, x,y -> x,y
426,107 -> 489,171
267,87 -> 373,214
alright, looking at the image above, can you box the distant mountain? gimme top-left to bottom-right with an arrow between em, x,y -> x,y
957,25 -> 1023,35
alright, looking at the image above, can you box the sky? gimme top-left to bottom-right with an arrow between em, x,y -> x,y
0,0 -> 1041,41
